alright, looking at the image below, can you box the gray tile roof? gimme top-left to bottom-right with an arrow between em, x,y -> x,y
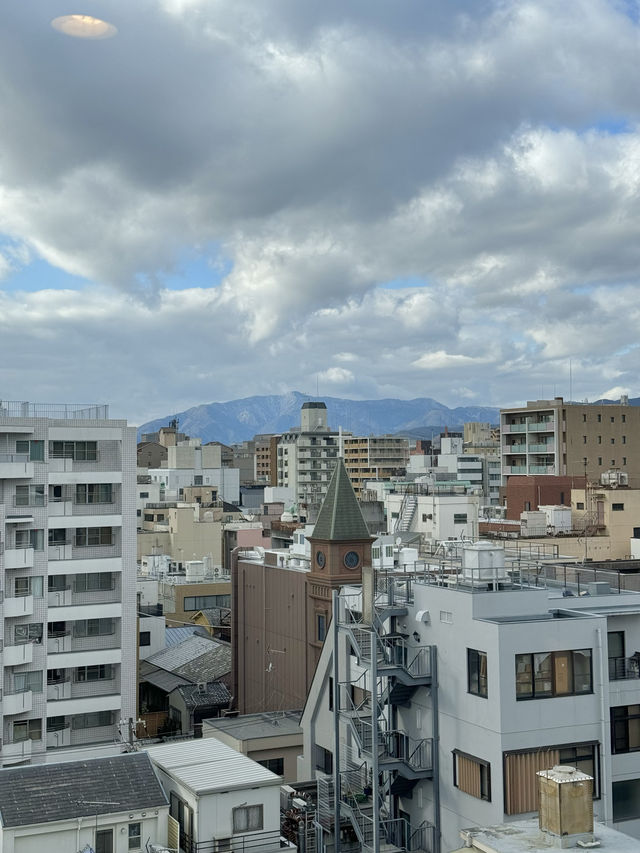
146,636 -> 231,684
177,681 -> 231,709
0,752 -> 167,828
165,626 -> 201,647
311,458 -> 371,541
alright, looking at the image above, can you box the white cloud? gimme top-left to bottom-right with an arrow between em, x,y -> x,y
1,0 -> 640,417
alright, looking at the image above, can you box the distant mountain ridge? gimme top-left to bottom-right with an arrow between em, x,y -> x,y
137,391 -> 501,445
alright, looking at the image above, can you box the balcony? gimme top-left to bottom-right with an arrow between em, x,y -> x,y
503,424 -> 526,433
0,454 -> 33,479
1,739 -> 32,765
46,725 -> 71,748
3,548 -> 34,569
47,631 -> 72,653
3,691 -> 33,715
528,443 -> 554,453
3,643 -> 34,666
609,657 -> 640,681
4,595 -> 34,618
48,544 -> 73,561
47,679 -> 72,701
48,588 -> 73,607
527,421 -> 554,432
47,500 -> 73,517
529,464 -> 556,474
506,445 -> 526,454
505,466 -> 527,475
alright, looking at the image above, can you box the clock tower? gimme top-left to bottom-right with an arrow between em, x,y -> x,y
305,458 -> 372,682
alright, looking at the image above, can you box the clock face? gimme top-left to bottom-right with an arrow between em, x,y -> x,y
316,550 -> 326,569
343,550 -> 360,570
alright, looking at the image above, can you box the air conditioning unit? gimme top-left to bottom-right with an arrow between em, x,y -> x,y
215,838 -> 232,852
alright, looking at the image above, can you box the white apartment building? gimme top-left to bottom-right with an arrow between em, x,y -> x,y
300,543 -> 640,852
0,401 -> 136,765
276,402 -> 341,515
386,489 -> 480,540
148,440 -> 240,505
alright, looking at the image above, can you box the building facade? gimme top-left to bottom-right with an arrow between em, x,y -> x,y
341,435 -> 409,497
0,401 -> 136,765
500,397 -> 640,487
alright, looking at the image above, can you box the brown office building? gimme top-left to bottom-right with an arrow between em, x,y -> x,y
231,459 -> 371,714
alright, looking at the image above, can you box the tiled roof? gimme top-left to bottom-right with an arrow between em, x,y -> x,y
177,682 -> 231,709
311,458 -> 371,541
146,636 -> 231,684
0,752 -> 167,828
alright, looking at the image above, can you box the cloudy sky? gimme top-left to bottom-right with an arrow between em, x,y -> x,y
1,0 -> 640,424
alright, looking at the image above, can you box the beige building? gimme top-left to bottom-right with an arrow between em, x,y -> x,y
341,434 -> 409,497
255,434 -> 279,485
501,397 -> 640,486
159,576 -> 231,627
203,710 -> 303,782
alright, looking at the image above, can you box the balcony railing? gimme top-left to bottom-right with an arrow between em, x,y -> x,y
609,656 -> 640,681
0,401 -> 108,419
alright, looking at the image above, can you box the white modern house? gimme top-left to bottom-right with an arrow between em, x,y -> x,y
0,401 -> 136,765
149,441 -> 240,505
146,737 -> 285,852
299,541 -> 640,852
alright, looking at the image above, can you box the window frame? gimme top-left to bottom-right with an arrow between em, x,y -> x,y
467,648 -> 488,698
611,704 -> 640,755
515,649 -> 592,700
128,822 -> 142,850
232,804 -> 264,834
452,749 -> 491,801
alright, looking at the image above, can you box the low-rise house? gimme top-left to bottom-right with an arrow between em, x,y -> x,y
0,752 -> 169,853
146,738 -> 285,853
203,710 -> 303,782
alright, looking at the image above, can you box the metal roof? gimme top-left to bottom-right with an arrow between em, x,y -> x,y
203,710 -> 302,741
165,626 -> 201,647
0,752 -> 167,828
146,738 -> 280,795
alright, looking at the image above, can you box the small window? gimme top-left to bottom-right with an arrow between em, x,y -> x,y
576,502 -> 585,510
583,414 -> 587,422
597,414 -> 602,422
258,757 -> 284,775
582,436 -> 587,444
612,503 -> 624,512
315,745 -> 333,774
13,719 -> 42,742
598,436 -> 602,444
622,413 -> 626,423
611,705 -> 640,754
440,611 -> 453,624
140,491 -> 149,498
232,804 -> 263,834
317,613 -> 327,643
611,438 -> 615,444
622,436 -> 627,444
128,822 -> 142,850
467,649 -> 488,698
611,416 -> 615,423
453,513 -> 467,524
139,631 -> 151,646
611,459 -> 616,466
623,457 -> 627,466
453,750 -> 491,801
598,457 -> 602,465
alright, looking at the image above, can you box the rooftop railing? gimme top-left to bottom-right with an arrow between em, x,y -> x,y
0,401 -> 108,419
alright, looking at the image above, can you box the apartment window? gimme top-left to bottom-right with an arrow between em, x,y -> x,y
15,439 -> 44,461
258,757 -> 284,775
47,668 -> 66,685
139,631 -> 151,647
139,491 -> 149,498
468,649 -> 488,698
73,618 -> 114,637
128,823 -> 142,850
14,623 -> 42,644
611,705 -> 640,754
183,594 -> 230,611
16,529 -> 44,550
75,664 -> 113,682
452,750 -> 491,801
194,475 -> 203,486
623,457 -> 627,466
611,416 -> 615,423
515,649 -> 592,699
317,612 -> 327,643
315,745 -> 333,774
47,716 -> 67,732
504,742 -> 598,814
576,502 -> 584,510
612,503 -> 624,512
611,438 -> 615,445
613,779 -> 640,821
372,547 -> 381,559
454,514 -> 468,524
72,711 -> 113,729
597,414 -> 602,422
13,719 -> 42,742
233,805 -> 263,834
48,575 -> 67,592
49,440 -> 97,460
75,483 -> 113,504
622,435 -> 627,444
611,459 -> 616,466
583,414 -> 587,422
144,514 -> 154,522
597,436 -> 602,444
48,528 -> 68,546
385,545 -> 393,558
582,436 -> 587,443
15,576 -> 43,598
74,527 -> 114,546
598,457 -> 602,465
14,484 -> 45,506
14,671 -> 43,693
440,611 -> 453,624
73,572 -> 113,592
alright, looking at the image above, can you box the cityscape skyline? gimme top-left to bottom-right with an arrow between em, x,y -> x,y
1,1 -> 640,423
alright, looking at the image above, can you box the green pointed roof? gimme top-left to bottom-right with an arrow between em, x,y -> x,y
311,458 -> 371,541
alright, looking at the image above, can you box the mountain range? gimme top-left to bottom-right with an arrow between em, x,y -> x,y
137,391 -> 501,445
